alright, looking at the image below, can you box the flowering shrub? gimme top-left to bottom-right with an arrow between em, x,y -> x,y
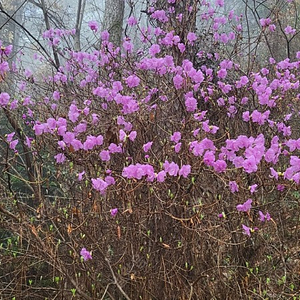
0,0 -> 300,299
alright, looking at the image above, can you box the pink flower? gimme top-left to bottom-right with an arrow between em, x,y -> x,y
163,161 -> 179,176
178,43 -> 185,53
123,39 -> 133,52
284,25 -> 296,35
127,16 -> 137,26
83,136 -> 97,150
187,32 -> 197,44
149,44 -> 160,56
143,141 -> 153,152
174,143 -> 181,153
6,132 -> 15,142
218,212 -> 225,218
9,139 -> 18,150
108,143 -> 122,153
25,136 -> 33,148
236,199 -> 252,212
101,30 -> 109,41
203,151 -> 215,166
242,156 -> 257,173
2,45 -> 12,56
269,24 -> 276,32
179,165 -> 191,178
249,184 -> 258,194
74,123 -> 86,134
0,61 -> 9,75
99,150 -> 110,161
53,90 -> 60,100
68,104 -> 80,123
126,75 -> 140,88
80,248 -> 92,261
229,181 -> 239,193
71,139 -> 83,151
185,95 -> 197,112
217,69 -> 227,79
216,0 -> 224,7
156,170 -> 166,182
260,18 -> 271,27
96,135 -> 104,146
277,184 -> 285,191
54,153 -> 66,164
91,178 -> 108,194
236,76 -> 249,88
129,131 -> 137,141
242,224 -> 251,236
173,74 -> 184,89
119,129 -> 126,142
47,118 -> 56,130
88,21 -> 99,32
105,176 -> 115,186
213,160 -> 227,173
170,132 -> 181,143
270,167 -> 278,180
151,9 -> 168,23
63,132 -> 75,145
258,211 -> 271,222
33,123 -> 44,135
0,92 -> 10,107
110,208 -> 118,217
78,171 -> 85,181
122,164 -> 154,180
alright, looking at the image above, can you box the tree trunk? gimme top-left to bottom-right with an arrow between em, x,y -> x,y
102,0 -> 125,47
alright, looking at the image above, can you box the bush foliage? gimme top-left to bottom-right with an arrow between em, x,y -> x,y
1,0 -> 300,299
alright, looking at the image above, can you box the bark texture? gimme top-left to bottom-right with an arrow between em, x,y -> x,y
103,0 -> 125,47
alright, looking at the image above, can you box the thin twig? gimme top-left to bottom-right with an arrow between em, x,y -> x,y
105,257 -> 132,300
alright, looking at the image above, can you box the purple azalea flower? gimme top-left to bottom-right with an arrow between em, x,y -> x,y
6,132 -> 15,142
105,176 -> 115,186
83,135 -> 97,150
127,16 -> 137,26
80,248 -> 92,261
284,25 -> 296,35
68,104 -> 80,123
110,208 -> 118,217
54,153 -> 66,164
170,132 -> 181,143
78,171 -> 85,181
149,44 -> 160,56
249,184 -> 258,194
218,212 -> 225,218
242,224 -> 251,236
91,178 -> 108,194
156,170 -> 166,182
126,75 -> 140,88
277,184 -> 285,191
88,21 -> 99,32
173,74 -> 183,89
187,32 -> 197,44
163,161 -> 179,176
143,141 -> 153,152
242,156 -> 257,173
236,199 -> 252,212
99,150 -> 110,161
258,211 -> 271,222
213,159 -> 227,173
129,131 -> 137,141
178,165 -> 191,178
229,181 -> 239,193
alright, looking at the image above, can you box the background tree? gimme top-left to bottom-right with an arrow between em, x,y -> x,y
103,0 -> 125,47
